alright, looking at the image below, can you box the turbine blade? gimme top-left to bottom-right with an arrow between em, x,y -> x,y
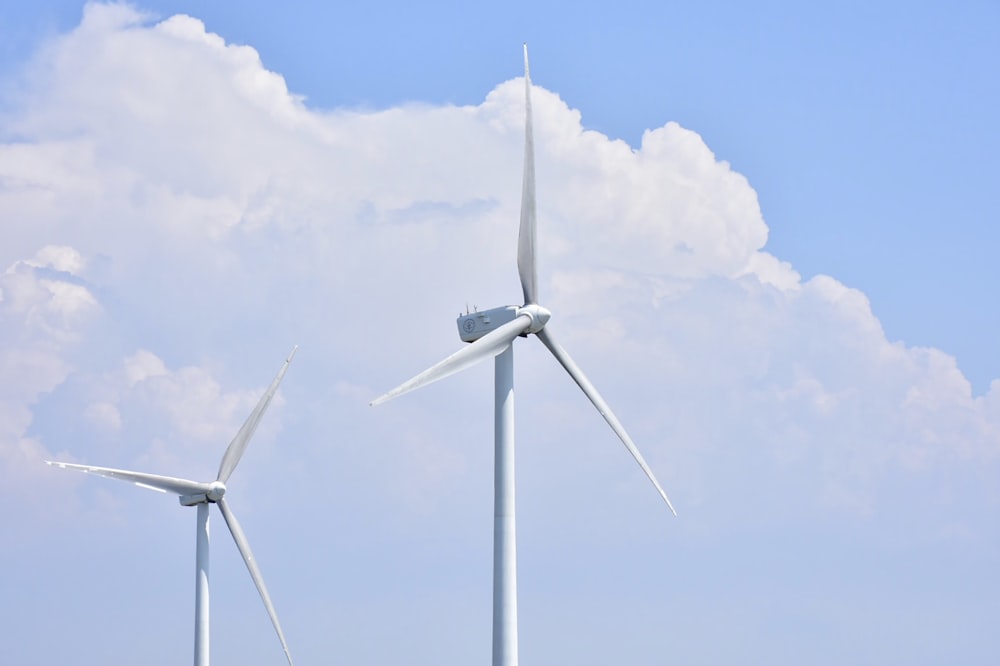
371,314 -> 532,406
217,346 -> 298,483
45,461 -> 209,497
535,327 -> 677,516
217,498 -> 294,666
517,43 -> 538,306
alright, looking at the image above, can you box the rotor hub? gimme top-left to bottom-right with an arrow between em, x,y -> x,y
206,481 -> 226,502
517,303 -> 551,334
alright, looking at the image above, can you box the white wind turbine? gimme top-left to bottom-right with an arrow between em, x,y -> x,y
372,46 -> 676,666
47,347 -> 298,666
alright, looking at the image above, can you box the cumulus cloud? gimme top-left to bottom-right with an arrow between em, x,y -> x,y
0,247 -> 99,482
0,241 -> 285,500
0,2 -> 994,515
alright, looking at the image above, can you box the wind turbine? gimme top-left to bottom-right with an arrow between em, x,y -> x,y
371,46 -> 676,666
47,347 -> 298,666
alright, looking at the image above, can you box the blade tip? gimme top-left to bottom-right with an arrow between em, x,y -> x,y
371,383 -> 410,407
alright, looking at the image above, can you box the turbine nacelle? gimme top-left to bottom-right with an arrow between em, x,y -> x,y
457,305 -> 521,342
456,304 -> 551,343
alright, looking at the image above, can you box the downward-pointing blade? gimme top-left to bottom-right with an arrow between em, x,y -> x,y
216,498 -> 294,666
535,327 -> 677,516
517,43 -> 538,306
217,346 -> 298,483
371,314 -> 532,406
45,461 -> 209,496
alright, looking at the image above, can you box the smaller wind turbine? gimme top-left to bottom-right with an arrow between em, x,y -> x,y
47,347 -> 298,666
372,46 -> 675,666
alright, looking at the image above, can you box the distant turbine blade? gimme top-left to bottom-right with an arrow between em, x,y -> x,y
217,346 -> 298,483
535,328 -> 677,516
45,461 -> 209,497
517,43 -> 538,306
216,498 -> 294,666
371,315 -> 532,406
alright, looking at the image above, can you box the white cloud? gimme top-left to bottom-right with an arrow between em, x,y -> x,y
124,349 -> 167,386
0,248 -> 99,493
1,1 -> 994,510
73,347 -> 287,479
22,244 -> 87,273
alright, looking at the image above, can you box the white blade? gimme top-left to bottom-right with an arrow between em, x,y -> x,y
535,327 -> 677,516
517,43 -> 538,306
45,461 -> 209,497
217,346 -> 298,483
371,315 -> 532,406
216,498 -> 294,666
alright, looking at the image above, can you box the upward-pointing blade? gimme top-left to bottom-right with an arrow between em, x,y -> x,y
44,461 -> 209,497
216,498 -> 294,666
371,314 -> 533,406
217,346 -> 298,484
535,327 -> 678,516
517,43 -> 538,306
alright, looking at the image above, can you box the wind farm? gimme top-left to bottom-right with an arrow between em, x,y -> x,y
11,4 -> 999,664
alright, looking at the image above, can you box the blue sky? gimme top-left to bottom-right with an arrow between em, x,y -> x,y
1,2 -> 998,665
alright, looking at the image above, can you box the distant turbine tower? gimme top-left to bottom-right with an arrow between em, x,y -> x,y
47,347 -> 299,666
372,46 -> 677,666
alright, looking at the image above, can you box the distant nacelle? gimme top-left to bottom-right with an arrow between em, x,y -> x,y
456,305 -> 521,343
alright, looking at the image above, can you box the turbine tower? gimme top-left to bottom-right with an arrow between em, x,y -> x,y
372,46 -> 676,666
47,347 -> 299,666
